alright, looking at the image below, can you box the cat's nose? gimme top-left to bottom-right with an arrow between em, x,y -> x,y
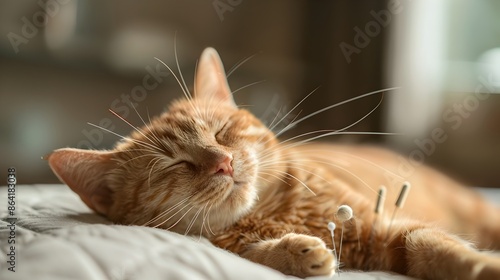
214,155 -> 233,177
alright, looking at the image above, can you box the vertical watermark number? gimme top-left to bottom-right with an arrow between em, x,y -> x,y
6,167 -> 17,272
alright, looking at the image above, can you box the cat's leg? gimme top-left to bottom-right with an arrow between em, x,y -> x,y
444,186 -> 500,251
470,201 -> 500,251
241,233 -> 335,278
386,225 -> 500,280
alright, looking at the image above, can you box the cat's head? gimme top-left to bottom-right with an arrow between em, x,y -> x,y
48,48 -> 282,235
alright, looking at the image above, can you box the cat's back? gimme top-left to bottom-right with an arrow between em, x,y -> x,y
284,142 -> 481,228
287,143 -> 402,198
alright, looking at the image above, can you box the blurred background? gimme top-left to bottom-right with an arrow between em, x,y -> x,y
1,0 -> 499,187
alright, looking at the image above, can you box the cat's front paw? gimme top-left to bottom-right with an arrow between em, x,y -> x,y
279,233 -> 335,278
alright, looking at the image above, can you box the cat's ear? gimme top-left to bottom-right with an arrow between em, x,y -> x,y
194,47 -> 236,107
47,148 -> 117,215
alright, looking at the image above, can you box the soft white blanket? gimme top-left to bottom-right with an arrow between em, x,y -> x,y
9,184 -> 498,279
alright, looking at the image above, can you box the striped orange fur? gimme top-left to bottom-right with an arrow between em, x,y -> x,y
48,48 -> 500,279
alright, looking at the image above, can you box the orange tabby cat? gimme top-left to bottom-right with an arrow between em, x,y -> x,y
47,48 -> 500,279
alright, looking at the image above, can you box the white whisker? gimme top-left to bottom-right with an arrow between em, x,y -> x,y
185,206 -> 204,236
276,87 -> 400,137
259,163 -> 330,185
280,171 -> 315,196
258,153 -> 377,195
231,80 -> 266,96
118,152 -> 157,168
130,104 -> 171,152
109,108 -> 162,151
86,122 -> 162,152
269,86 -> 320,135
258,171 -> 291,187
154,57 -> 191,102
174,33 -> 192,99
227,52 -> 261,78
147,157 -> 163,190
143,196 -> 191,226
165,204 -> 195,230
261,91 -> 384,156
198,203 -> 210,241
265,104 -> 283,129
205,203 -> 216,236
262,94 -> 387,154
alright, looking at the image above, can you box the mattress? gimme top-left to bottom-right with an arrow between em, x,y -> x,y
1,184 -> 499,280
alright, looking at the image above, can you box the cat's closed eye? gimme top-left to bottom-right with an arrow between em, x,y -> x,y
168,160 -> 192,170
215,123 -> 230,144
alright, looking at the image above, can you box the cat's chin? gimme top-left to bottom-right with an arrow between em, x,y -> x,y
220,180 -> 257,217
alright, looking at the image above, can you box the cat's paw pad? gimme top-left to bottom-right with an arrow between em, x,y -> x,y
280,233 -> 335,277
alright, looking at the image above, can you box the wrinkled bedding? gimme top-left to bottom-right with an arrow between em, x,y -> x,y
1,185 -> 499,280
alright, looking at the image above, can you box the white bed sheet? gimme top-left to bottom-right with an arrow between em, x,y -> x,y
4,184 -> 497,280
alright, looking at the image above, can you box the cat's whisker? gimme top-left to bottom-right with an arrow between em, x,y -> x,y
164,204 -> 195,230
289,98 -> 385,146
208,91 -> 239,121
258,171 -> 292,187
201,93 -> 221,121
263,169 -> 316,196
259,163 -> 331,185
264,104 -> 284,131
262,149 -> 405,183
143,196 -> 192,226
87,122 -> 163,152
323,151 -> 405,181
154,201 -> 194,230
130,104 -> 171,153
206,87 -> 224,116
118,152 -> 158,168
259,131 -> 403,165
258,130 -> 334,159
258,108 -> 304,145
260,98 -> 301,135
226,52 -> 260,78
185,206 -> 204,236
108,109 -> 161,149
303,160 -> 376,194
145,155 -> 161,169
146,107 -> 154,126
155,56 -> 201,118
231,80 -> 266,96
155,57 -> 191,101
259,95 -> 385,158
141,199 -> 185,226
147,157 -> 163,190
263,157 -> 378,195
293,93 -> 383,146
120,147 -> 159,154
191,59 -> 205,119
276,87 -> 400,137
256,175 -> 273,185
322,131 -> 402,137
198,203 -> 210,241
261,160 -> 342,180
205,203 -> 216,236
174,34 -> 192,100
145,107 -> 184,143
267,86 -> 320,137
